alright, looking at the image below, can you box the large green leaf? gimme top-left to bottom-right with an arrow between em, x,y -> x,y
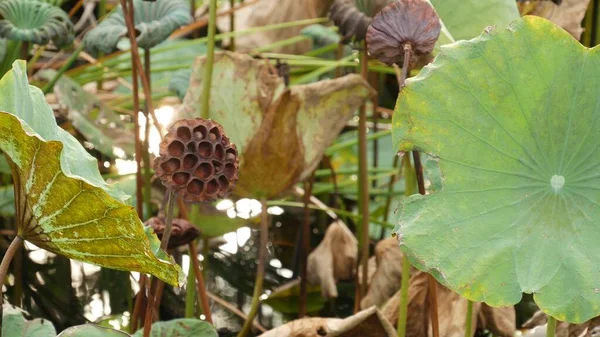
38,70 -> 134,159
181,51 -> 375,198
131,319 -> 218,337
2,305 -> 56,337
430,0 -> 519,41
58,324 -> 129,337
0,0 -> 73,47
84,0 -> 191,54
0,61 -> 183,286
392,16 -> 600,323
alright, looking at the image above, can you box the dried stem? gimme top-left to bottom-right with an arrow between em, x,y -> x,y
206,291 -> 266,333
142,47 -> 153,217
397,154 -> 415,337
358,41 -> 370,298
412,151 -> 439,337
130,274 -> 147,333
299,174 -> 314,317
229,0 -> 235,50
201,0 -> 218,119
120,0 -> 163,136
0,236 -> 24,334
237,199 -> 269,337
189,241 -> 213,323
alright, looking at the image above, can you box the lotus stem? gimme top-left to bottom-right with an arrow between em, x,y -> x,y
229,0 -> 235,50
206,291 -> 266,333
185,260 -> 196,318
380,155 -> 400,240
358,41 -> 370,299
41,43 -> 84,94
396,154 -> 415,337
413,151 -> 440,337
546,316 -> 557,337
130,274 -> 147,333
200,0 -> 217,119
0,235 -> 24,335
132,54 -> 144,219
189,241 -> 213,323
237,198 -> 268,337
299,176 -> 314,317
464,300 -> 474,337
142,47 -> 153,218
97,0 -> 106,91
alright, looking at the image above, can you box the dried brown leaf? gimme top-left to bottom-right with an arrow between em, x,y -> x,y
530,0 -> 591,39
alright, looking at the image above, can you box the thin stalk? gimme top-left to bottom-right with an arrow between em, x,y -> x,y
42,43 -> 85,94
201,0 -> 218,119
464,300 -> 473,337
325,129 -> 391,156
20,41 -> 29,61
380,155 -> 400,239
97,0 -> 106,90
358,42 -> 370,299
189,241 -> 213,323
121,0 -> 162,136
546,316 -> 557,337
299,175 -> 314,317
132,57 -> 144,218
0,236 -> 24,333
142,47 -> 153,218
185,260 -> 196,318
237,199 -> 269,337
130,274 -> 147,333
413,151 -> 439,337
229,0 -> 235,50
142,191 -> 175,337
396,154 -> 415,337
206,291 -> 266,333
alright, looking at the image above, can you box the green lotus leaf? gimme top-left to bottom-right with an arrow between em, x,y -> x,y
180,51 -> 375,198
38,70 -> 134,159
168,69 -> 192,101
430,0 -> 519,41
84,0 -> 191,54
131,319 -> 218,337
392,16 -> 600,323
0,61 -> 183,286
2,305 -> 56,337
58,324 -> 129,337
0,0 -> 73,47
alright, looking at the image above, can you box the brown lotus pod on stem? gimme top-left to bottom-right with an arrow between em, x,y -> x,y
328,0 -> 373,42
366,0 -> 441,67
153,118 -> 239,203
144,216 -> 200,249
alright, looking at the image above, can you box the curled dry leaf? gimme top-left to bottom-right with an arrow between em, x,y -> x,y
144,216 -> 200,249
361,237 -> 409,309
153,118 -> 239,203
522,312 -> 600,337
366,0 -> 441,65
307,221 -> 358,298
258,306 -> 396,337
528,0 -> 591,39
216,0 -> 334,54
181,51 -> 375,199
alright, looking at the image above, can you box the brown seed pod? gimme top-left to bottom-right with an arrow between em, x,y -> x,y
145,216 -> 200,249
153,118 -> 239,203
328,0 -> 372,43
366,0 -> 441,65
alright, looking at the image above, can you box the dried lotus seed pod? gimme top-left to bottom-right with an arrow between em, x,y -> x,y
153,118 -> 239,203
366,0 -> 441,65
145,216 -> 200,249
328,0 -> 372,42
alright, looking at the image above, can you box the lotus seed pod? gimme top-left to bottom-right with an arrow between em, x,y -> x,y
328,0 -> 372,42
145,217 -> 200,249
366,0 -> 441,65
153,118 -> 239,203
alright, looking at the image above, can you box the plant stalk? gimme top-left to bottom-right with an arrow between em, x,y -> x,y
229,0 -> 235,50
189,241 -> 213,323
465,300 -> 474,337
142,191 -> 175,337
546,316 -> 557,337
142,47 -> 153,218
0,236 -> 24,334
185,259 -> 196,318
299,175 -> 314,317
130,274 -> 147,333
413,151 -> 439,337
237,198 -> 269,337
396,155 -> 414,337
201,0 -> 218,119
42,44 -> 85,94
358,41 -> 370,299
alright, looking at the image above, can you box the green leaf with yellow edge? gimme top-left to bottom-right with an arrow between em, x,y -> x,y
0,61 -> 183,286
392,16 -> 600,323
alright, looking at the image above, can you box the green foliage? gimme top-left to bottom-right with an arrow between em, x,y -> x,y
2,305 -> 56,337
0,0 -> 73,46
131,319 -> 218,337
84,0 -> 192,54
0,61 -> 183,286
392,16 -> 600,323
58,324 -> 129,337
